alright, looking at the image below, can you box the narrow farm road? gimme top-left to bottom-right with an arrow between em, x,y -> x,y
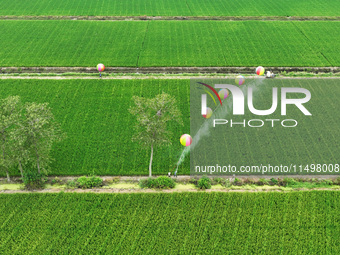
0,187 -> 339,194
0,76 -> 339,80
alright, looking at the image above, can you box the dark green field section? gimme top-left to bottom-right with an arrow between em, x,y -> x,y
0,20 -> 339,67
0,78 -> 339,177
0,0 -> 339,16
0,192 -> 339,254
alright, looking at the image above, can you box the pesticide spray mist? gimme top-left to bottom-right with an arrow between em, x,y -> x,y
175,77 -> 266,173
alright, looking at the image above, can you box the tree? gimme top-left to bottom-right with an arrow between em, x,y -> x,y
0,96 -> 22,181
129,92 -> 183,177
23,102 -> 64,175
0,96 -> 64,182
10,117 -> 29,178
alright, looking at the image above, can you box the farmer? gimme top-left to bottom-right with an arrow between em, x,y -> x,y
168,172 -> 171,177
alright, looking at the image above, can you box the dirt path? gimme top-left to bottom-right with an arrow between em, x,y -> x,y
1,66 -> 338,75
1,15 -> 339,21
1,175 -> 338,183
0,187 -> 338,194
1,176 -> 338,193
1,75 -> 339,80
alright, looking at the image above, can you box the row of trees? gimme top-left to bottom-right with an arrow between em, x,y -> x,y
0,96 -> 63,181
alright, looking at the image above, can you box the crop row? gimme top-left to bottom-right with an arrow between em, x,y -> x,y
1,0 -> 339,17
0,191 -> 338,254
0,20 -> 338,67
0,78 -> 339,176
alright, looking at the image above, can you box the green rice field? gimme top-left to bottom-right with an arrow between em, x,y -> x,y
0,1 -> 339,254
0,191 -> 338,254
0,20 -> 338,67
0,78 -> 338,177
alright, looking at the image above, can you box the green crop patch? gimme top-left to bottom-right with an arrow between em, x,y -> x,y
0,20 -> 338,67
0,79 -> 190,176
0,192 -> 338,254
0,78 -> 339,177
0,0 -> 339,17
0,20 -> 147,67
293,21 -> 340,68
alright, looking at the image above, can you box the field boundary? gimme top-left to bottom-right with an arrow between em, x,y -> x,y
1,175 -> 339,182
1,76 -> 339,80
1,66 -> 339,74
0,15 -> 339,21
1,188 -> 339,194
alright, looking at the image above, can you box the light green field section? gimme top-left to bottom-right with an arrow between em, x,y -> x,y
0,21 -> 338,67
